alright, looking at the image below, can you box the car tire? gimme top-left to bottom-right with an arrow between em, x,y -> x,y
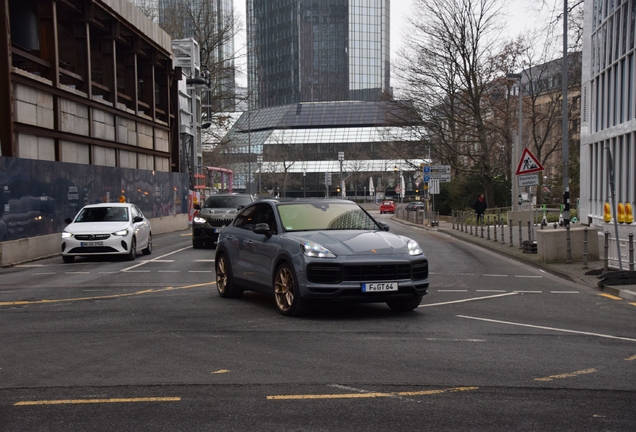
142,233 -> 152,255
127,237 -> 137,261
216,253 -> 243,298
387,295 -> 423,312
62,255 -> 75,263
192,237 -> 204,249
274,263 -> 309,317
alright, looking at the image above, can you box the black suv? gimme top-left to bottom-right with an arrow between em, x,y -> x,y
192,193 -> 255,248
406,201 -> 425,211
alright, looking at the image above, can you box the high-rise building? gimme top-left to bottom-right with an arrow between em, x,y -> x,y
247,0 -> 391,109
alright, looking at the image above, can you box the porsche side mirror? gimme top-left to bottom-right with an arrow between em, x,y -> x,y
378,221 -> 390,231
253,223 -> 272,238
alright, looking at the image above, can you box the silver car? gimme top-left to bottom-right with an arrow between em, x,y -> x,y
61,203 -> 152,263
214,199 -> 429,316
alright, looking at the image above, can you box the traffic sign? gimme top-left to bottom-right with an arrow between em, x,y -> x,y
430,165 -> 451,174
423,166 -> 431,173
429,179 -> 440,194
423,175 -> 430,182
516,148 -> 544,175
518,174 -> 540,187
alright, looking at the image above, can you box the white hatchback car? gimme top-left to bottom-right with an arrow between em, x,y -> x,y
61,203 -> 152,263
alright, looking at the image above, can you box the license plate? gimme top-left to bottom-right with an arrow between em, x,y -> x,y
81,241 -> 103,247
362,282 -> 398,292
213,228 -> 221,233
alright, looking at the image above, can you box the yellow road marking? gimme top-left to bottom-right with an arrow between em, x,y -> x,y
599,293 -> 623,301
267,386 -> 478,400
15,397 -> 180,406
535,368 -> 597,382
0,282 -> 215,307
626,355 -> 636,361
212,369 -> 230,374
630,302 -> 636,307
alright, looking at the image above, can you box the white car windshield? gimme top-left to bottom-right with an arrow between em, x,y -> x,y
75,207 -> 129,222
278,203 -> 378,231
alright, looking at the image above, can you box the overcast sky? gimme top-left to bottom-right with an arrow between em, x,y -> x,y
232,0 -> 556,86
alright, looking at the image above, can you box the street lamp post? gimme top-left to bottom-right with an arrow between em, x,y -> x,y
303,171 -> 306,198
257,155 -> 263,196
507,73 -> 523,212
338,152 -> 344,199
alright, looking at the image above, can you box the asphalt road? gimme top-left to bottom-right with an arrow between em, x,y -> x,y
0,212 -> 635,431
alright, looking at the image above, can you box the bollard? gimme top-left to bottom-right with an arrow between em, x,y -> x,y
481,217 -> 484,238
493,215 -> 497,242
475,214 -> 479,237
527,221 -> 532,244
518,220 -> 523,249
470,214 -> 473,235
566,224 -> 572,264
603,231 -> 609,272
582,228 -> 589,269
509,219 -> 514,247
629,233 -> 634,271
452,211 -> 456,230
501,218 -> 505,244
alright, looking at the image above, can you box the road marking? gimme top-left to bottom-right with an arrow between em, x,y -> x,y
121,246 -> 191,272
476,290 -> 506,293
212,370 -> 230,374
0,282 -> 215,307
514,290 -> 542,293
551,291 -> 579,294
535,368 -> 597,382
124,270 -> 151,273
515,275 -> 543,278
420,292 -> 518,307
267,386 -> 478,400
15,264 -> 47,268
599,293 -> 623,300
98,272 -> 119,274
142,260 -> 175,263
483,274 -> 507,277
189,270 -> 212,273
65,272 -> 90,274
625,355 -> 636,361
159,270 -> 180,273
457,315 -> 636,342
631,302 -> 636,307
15,397 -> 181,406
195,259 -> 215,262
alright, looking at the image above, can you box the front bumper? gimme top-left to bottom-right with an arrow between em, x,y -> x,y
61,235 -> 132,256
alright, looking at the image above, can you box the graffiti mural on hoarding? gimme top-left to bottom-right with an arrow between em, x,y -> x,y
0,157 -> 189,242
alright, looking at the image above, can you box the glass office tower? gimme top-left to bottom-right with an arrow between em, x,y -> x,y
247,0 -> 391,109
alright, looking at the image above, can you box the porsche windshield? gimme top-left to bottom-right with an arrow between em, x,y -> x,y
278,203 -> 378,231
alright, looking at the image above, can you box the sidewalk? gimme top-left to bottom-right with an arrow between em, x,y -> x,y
392,216 -> 636,302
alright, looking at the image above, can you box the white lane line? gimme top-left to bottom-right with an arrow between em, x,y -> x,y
142,260 -> 175,263
476,290 -> 506,293
514,291 -> 543,293
121,246 -> 191,272
551,291 -> 579,294
438,290 -> 468,292
420,292 -> 518,307
65,272 -> 90,275
516,275 -> 543,278
15,264 -> 47,268
98,272 -> 119,274
189,270 -> 212,273
457,315 -> 636,342
124,270 -> 150,273
483,274 -> 507,277
457,273 -> 474,276
195,259 -> 215,263
429,272 -> 443,275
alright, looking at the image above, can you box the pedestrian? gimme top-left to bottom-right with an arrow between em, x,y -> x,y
472,193 -> 487,223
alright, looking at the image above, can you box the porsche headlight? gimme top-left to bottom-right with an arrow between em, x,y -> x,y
193,216 -> 207,224
113,229 -> 130,237
61,231 -> 73,239
301,241 -> 336,258
407,239 -> 423,256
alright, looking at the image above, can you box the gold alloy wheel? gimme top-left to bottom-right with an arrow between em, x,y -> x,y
274,266 -> 295,312
216,256 -> 228,295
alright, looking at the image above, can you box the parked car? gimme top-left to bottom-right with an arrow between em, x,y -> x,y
61,203 -> 152,263
192,193 -> 256,248
380,200 -> 397,214
406,201 -> 425,211
214,198 -> 429,316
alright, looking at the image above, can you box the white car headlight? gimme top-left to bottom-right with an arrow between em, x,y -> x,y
301,241 -> 336,258
193,216 -> 206,224
407,239 -> 423,256
61,231 -> 73,239
113,229 -> 130,237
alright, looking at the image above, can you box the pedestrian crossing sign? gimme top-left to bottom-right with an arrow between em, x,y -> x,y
515,148 -> 544,175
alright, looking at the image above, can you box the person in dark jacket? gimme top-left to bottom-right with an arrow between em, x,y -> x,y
472,193 -> 487,223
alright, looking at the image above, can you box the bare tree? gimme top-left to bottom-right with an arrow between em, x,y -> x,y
394,0 -> 506,208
